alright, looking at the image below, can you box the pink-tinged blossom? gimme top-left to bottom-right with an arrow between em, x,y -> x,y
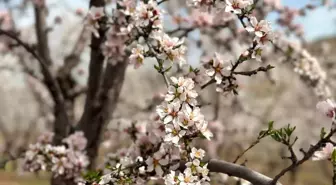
187,0 -> 214,9
75,8 -> 85,16
225,0 -> 253,14
255,31 -> 275,45
135,0 -> 163,29
0,11 -> 13,31
146,151 -> 169,177
118,0 -> 136,16
205,53 -> 231,84
84,6 -> 105,38
316,99 -> 336,119
152,31 -> 186,65
264,0 -> 282,9
129,44 -> 145,69
102,26 -> 128,60
23,132 -> 89,179
191,10 -> 214,27
312,143 -> 335,161
63,131 -> 87,151
182,64 -> 210,85
246,17 -> 271,37
37,131 -> 54,144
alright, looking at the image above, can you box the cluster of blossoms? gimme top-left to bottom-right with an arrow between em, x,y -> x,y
275,39 -> 331,98
187,0 -> 253,14
84,7 -> 105,38
127,0 -> 186,69
23,131 -> 89,181
245,16 -> 274,62
85,0 -> 186,69
312,99 -> 336,161
94,76 -> 212,185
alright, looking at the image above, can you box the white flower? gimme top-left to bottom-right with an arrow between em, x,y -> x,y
99,174 -> 113,185
225,0 -> 253,14
135,0 -> 163,28
118,0 -> 136,16
197,163 -> 210,178
85,6 -> 105,38
146,151 -> 169,177
312,143 -> 335,161
196,121 -> 213,140
255,31 -> 275,45
156,101 -> 181,124
316,99 -> 336,119
190,147 -> 205,159
178,168 -> 198,185
51,156 -> 68,175
62,131 -> 87,151
165,122 -> 186,144
164,171 -> 178,185
206,53 -> 231,84
245,17 -> 271,37
153,32 -> 186,65
129,44 -> 145,69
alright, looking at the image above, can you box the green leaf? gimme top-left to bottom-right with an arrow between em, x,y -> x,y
320,127 -> 326,139
164,66 -> 172,72
154,64 -> 160,71
271,131 -> 282,142
268,121 -> 274,130
83,170 -> 102,182
332,149 -> 336,163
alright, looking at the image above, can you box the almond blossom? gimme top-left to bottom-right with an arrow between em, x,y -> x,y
146,150 -> 169,177
178,168 -> 198,185
135,0 -> 163,28
316,99 -> 336,119
190,147 -> 205,159
164,122 -> 187,144
129,44 -> 146,69
152,32 -> 186,65
246,17 -> 271,37
84,6 -> 105,38
205,53 -> 231,84
157,101 -> 181,124
312,143 -> 335,161
23,132 -> 89,180
225,0 -> 253,14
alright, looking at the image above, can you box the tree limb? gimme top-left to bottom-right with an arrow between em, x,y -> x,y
33,4 -> 52,65
0,29 -> 69,144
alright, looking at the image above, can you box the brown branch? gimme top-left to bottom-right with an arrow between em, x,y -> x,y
77,0 -> 108,169
232,65 -> 274,76
33,4 -> 52,65
271,125 -> 336,184
178,159 -> 282,185
0,29 -> 69,144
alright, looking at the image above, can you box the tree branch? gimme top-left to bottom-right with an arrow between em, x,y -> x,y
0,29 -> 69,144
33,4 -> 52,65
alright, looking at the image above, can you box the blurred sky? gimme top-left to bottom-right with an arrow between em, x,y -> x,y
0,0 -> 335,41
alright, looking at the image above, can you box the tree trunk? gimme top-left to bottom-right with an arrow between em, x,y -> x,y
78,62 -> 128,169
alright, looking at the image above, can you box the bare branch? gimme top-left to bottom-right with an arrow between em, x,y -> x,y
33,4 -> 52,65
0,29 -> 70,144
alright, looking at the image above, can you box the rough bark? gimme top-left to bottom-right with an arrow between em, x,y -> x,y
78,62 -> 128,169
